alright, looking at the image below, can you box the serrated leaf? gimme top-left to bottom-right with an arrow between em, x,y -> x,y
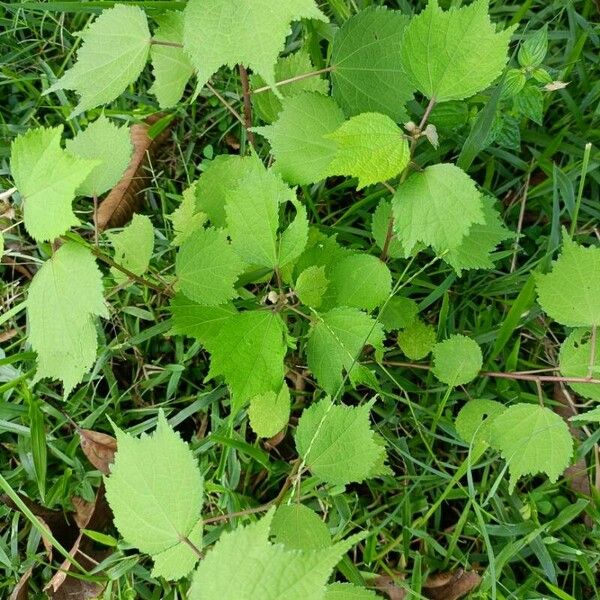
513,84 -> 544,125
152,519 -> 203,580
294,229 -> 352,279
397,318 -> 436,361
518,26 -> 548,68
559,329 -> 600,400
432,334 -> 483,386
26,242 -> 107,397
170,182 -> 207,247
535,236 -> 600,327
296,266 -> 329,309
378,297 -> 419,332
46,5 -> 151,116
307,307 -> 385,395
105,411 -> 203,579
570,406 -> 600,423
65,115 -> 133,197
331,6 -> 413,122
392,163 -> 485,254
183,0 -> 327,94
371,200 -> 405,260
270,504 -> 331,551
108,214 -> 154,284
400,0 -> 515,102
10,126 -> 97,242
455,399 -> 506,453
295,398 -> 383,485
325,583 -> 380,599
254,92 -> 345,185
176,227 -> 245,306
189,508 -> 360,600
150,11 -> 194,108
492,403 -> 573,493
252,50 -> 329,123
248,386 -> 291,438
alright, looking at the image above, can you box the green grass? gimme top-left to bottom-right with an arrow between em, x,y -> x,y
1,0 -> 600,598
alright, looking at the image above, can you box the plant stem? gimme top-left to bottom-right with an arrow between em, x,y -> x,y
569,142 -> 592,237
252,66 -> 333,94
180,534 -> 204,559
588,325 -> 597,379
202,504 -> 271,525
205,81 -> 246,127
150,39 -> 183,48
239,65 -> 256,147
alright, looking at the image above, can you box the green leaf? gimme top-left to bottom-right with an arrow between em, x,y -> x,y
189,508 -> 360,600
378,297 -> 419,332
397,318 -> 436,361
183,0 -> 327,93
535,236 -> 600,326
204,311 -> 288,410
105,411 -> 203,579
252,50 -> 329,123
570,406 -> 600,423
331,6 -> 413,122
491,403 -> 573,493
294,229 -> 351,279
46,5 -> 151,116
444,197 -> 513,275
10,126 -> 97,242
371,200 -> 405,260
108,214 -> 154,284
324,583 -> 380,599
307,307 -> 384,395
254,92 -> 345,185
392,163 -> 485,254
176,227 -> 245,306
248,385 -> 291,438
150,11 -> 194,108
26,242 -> 107,396
270,504 -> 331,550
455,399 -> 506,452
295,266 -> 329,309
65,115 -> 133,197
152,519 -> 203,580
170,182 -> 207,247
295,398 -> 383,485
513,85 -> 544,125
326,113 -> 410,189
400,0 -> 515,102
559,329 -> 600,400
432,334 -> 483,386
518,26 -> 548,68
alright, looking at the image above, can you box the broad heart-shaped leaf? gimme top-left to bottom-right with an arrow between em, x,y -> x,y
432,334 -> 483,386
26,242 -> 107,396
189,508 -> 361,600
400,0 -> 515,102
325,583 -> 380,599
175,227 -> 245,306
254,93 -> 345,185
270,504 -> 331,551
326,113 -> 410,189
307,307 -> 385,396
10,126 -> 97,242
455,399 -> 506,454
105,411 -> 203,579
559,329 -> 600,400
204,311 -> 288,411
108,213 -> 154,284
170,182 -> 207,247
46,5 -> 151,116
535,236 -> 600,327
150,11 -> 194,108
331,6 -> 413,122
378,297 -> 418,332
251,50 -> 330,124
491,403 -> 573,493
295,266 -> 329,309
248,385 -> 291,438
392,163 -> 485,254
183,0 -> 327,93
65,115 -> 132,197
397,318 -> 436,360
295,398 -> 384,485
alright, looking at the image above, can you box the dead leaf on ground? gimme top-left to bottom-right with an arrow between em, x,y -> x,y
79,428 -> 117,475
9,568 -> 32,600
423,569 -> 482,600
96,113 -> 172,231
373,574 -> 407,600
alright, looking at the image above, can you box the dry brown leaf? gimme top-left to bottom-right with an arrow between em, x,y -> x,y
10,568 -> 32,600
423,569 -> 481,600
96,113 -> 172,231
373,575 -> 407,600
79,428 -> 117,475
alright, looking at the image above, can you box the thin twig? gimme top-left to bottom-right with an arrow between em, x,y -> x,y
252,67 -> 333,94
179,534 -> 204,559
588,324 -> 597,379
150,39 -> 183,49
238,65 -> 256,147
510,169 -> 532,273
205,81 -> 245,127
202,504 -> 271,525
0,187 -> 17,201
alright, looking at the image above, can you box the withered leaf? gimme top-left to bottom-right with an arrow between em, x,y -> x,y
10,568 -> 32,600
422,569 -> 481,600
79,428 -> 117,474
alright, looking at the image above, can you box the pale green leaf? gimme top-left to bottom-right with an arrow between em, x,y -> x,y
270,504 -> 331,551
535,236 -> 600,327
371,200 -> 405,259
170,182 -> 207,247
559,329 -> 600,401
183,0 -> 326,93
324,583 -> 380,599
397,318 -> 436,360
108,214 -> 154,284
175,227 -> 245,306
10,126 -> 97,242
46,5 -> 151,116
331,6 -> 413,122
392,163 -> 485,254
570,406 -> 600,423
400,0 -> 515,102
105,411 -> 203,578
26,242 -> 107,396
326,113 -> 409,189
296,266 -> 329,309
492,403 -> 573,493
65,115 -> 132,197
150,11 -> 194,108
378,297 -> 418,332
294,229 -> 352,279
295,398 -> 383,485
254,92 -> 345,185
248,385 -> 291,438
455,399 -> 506,453
279,201 -> 309,269
307,307 -> 385,395
152,519 -> 203,580
432,334 -> 483,386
